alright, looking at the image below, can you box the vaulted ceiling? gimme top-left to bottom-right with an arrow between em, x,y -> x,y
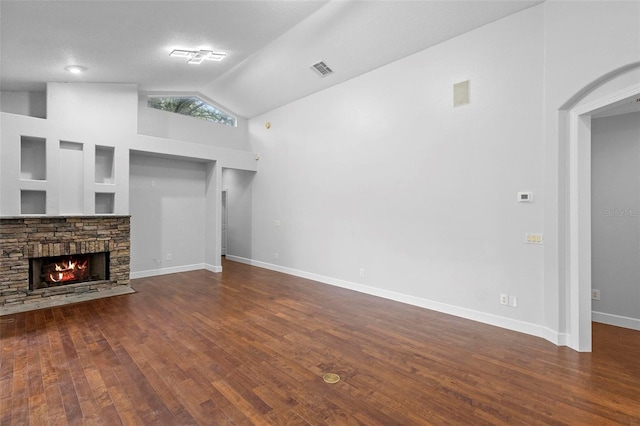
1,0 -> 542,118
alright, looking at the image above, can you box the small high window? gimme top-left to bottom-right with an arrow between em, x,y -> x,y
147,95 -> 236,127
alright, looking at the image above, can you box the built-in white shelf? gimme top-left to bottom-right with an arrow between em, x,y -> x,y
95,146 -> 115,184
20,136 -> 46,181
21,190 -> 46,214
95,192 -> 114,214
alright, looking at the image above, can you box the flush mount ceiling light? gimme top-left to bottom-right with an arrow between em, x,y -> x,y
170,49 -> 226,64
64,65 -> 87,74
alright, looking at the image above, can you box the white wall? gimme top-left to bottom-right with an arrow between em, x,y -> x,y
0,83 -> 135,215
1,91 -> 46,118
245,1 -> 640,344
247,6 -> 546,333
129,153 -> 207,276
591,111 -> 640,328
222,168 -> 255,260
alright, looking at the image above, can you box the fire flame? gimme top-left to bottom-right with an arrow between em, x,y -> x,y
49,258 -> 88,283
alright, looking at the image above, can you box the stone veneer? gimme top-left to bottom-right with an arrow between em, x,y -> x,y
0,216 -> 130,311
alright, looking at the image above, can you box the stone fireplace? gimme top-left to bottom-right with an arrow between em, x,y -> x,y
0,216 -> 132,313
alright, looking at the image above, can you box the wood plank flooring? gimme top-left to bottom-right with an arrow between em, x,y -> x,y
2,258 -> 640,425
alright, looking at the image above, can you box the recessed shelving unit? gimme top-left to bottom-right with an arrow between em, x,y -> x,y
8,129 -> 125,216
95,192 -> 115,214
20,136 -> 46,181
95,146 -> 115,184
21,190 -> 46,214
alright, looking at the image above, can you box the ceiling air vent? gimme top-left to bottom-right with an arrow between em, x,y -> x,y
311,61 -> 333,77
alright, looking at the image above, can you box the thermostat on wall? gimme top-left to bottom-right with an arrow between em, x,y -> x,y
518,192 -> 533,203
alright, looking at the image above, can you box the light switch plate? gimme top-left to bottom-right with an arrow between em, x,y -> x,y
453,80 -> 470,107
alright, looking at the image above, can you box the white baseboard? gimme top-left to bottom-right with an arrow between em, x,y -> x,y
542,327 -> 569,347
204,263 -> 223,273
592,311 -> 640,331
225,256 -> 560,345
131,263 -> 210,279
225,255 -> 252,265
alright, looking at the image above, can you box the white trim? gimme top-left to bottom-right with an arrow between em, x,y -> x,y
573,83 -> 640,116
543,328 -> 569,347
225,256 -> 558,345
204,263 -> 223,273
225,255 -> 252,265
566,81 -> 640,352
568,111 -> 593,352
130,263 -> 210,279
592,311 -> 640,331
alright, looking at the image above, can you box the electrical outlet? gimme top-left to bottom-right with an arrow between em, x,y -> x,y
509,295 -> 518,307
275,220 -> 281,227
166,253 -> 172,261
359,268 -> 365,277
500,294 -> 509,305
274,252 -> 279,260
592,289 -> 601,301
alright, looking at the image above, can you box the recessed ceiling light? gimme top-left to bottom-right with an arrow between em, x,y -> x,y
170,49 -> 226,64
64,65 -> 87,74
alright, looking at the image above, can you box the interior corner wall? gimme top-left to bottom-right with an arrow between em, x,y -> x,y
129,153 -> 206,276
248,5 -> 546,330
137,94 -> 250,152
222,168 -> 255,260
591,111 -> 640,327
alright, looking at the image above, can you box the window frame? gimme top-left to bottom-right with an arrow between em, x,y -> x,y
146,94 -> 237,127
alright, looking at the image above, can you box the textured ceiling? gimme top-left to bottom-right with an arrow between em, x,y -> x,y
1,0 -> 542,119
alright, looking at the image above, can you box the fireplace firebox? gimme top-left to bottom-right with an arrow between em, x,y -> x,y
29,252 -> 110,291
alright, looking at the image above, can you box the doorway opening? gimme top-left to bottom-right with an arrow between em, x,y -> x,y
591,109 -> 640,333
564,76 -> 640,352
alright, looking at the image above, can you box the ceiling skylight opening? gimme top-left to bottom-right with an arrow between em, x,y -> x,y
147,95 -> 236,127
170,49 -> 227,64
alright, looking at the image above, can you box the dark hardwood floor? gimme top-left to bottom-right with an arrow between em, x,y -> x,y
2,259 -> 639,425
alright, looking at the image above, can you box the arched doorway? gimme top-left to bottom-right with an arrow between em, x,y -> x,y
561,63 -> 640,352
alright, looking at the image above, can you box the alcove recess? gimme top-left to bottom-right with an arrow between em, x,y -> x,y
20,135 -> 47,214
59,140 -> 84,215
20,136 -> 46,180
95,145 -> 115,214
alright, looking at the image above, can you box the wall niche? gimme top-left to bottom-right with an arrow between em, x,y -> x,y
20,136 -> 46,181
